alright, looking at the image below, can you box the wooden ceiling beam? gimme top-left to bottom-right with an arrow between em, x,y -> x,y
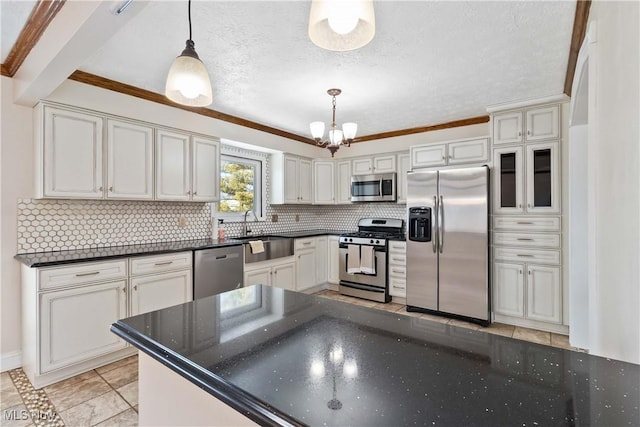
564,0 -> 592,96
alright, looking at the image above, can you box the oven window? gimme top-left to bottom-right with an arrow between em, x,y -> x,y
352,181 -> 380,197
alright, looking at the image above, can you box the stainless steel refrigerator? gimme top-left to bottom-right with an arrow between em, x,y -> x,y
406,165 -> 490,324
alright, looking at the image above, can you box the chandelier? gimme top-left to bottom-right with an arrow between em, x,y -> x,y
165,0 -> 213,107
308,0 -> 376,51
310,89 -> 357,157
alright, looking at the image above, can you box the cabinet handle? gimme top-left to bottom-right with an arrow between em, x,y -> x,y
448,155 -> 451,159
109,186 -> 113,192
193,191 -> 197,195
392,257 -> 404,262
75,271 -> 99,277
518,204 -> 522,208
517,254 -> 534,257
98,186 -> 103,192
441,156 -> 445,160
516,238 -> 533,241
302,242 -> 312,246
392,269 -> 404,273
517,221 -> 533,225
134,285 -> 138,291
528,203 -> 531,208
518,131 -> 522,137
154,261 -> 174,266
122,287 -> 126,293
519,269 -> 523,274
186,190 -> 191,195
528,270 -> 531,275
527,130 -> 531,135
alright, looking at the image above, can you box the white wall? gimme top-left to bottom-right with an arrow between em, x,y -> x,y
586,0 -> 640,364
1,76 -> 34,369
0,77 -> 488,369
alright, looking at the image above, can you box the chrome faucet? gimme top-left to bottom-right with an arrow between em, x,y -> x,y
243,210 -> 257,237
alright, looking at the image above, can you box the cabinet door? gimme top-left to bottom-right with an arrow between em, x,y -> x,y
313,161 -> 335,204
410,144 -> 447,169
296,248 -> 316,291
273,262 -> 296,291
130,270 -> 192,316
493,111 -> 523,145
283,156 -> 299,204
336,160 -> 352,204
315,236 -> 328,285
373,155 -> 396,173
191,136 -> 220,202
525,141 -> 560,214
106,119 -> 153,200
43,106 -> 104,198
525,105 -> 559,142
328,236 -> 340,284
352,158 -> 373,175
298,159 -> 313,203
156,129 -> 190,201
448,138 -> 489,165
526,265 -> 561,323
493,263 -> 524,318
396,154 -> 410,204
244,267 -> 272,287
493,146 -> 524,214
40,280 -> 127,373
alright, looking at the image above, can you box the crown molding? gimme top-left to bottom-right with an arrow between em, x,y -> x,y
353,116 -> 490,143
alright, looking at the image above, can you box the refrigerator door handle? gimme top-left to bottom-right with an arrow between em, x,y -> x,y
439,195 -> 444,253
432,196 -> 438,253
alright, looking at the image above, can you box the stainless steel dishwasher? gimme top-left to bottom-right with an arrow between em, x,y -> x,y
193,245 -> 244,299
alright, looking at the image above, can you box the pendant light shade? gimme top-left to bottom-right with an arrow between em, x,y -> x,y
308,0 -> 375,51
165,1 -> 213,107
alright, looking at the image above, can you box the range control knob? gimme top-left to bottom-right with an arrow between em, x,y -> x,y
349,238 -> 353,242
370,239 -> 374,244
376,240 -> 380,244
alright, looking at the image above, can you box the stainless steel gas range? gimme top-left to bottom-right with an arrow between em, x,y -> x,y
338,218 -> 405,303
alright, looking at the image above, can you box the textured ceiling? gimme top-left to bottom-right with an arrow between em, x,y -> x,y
2,1 -> 576,140
0,0 -> 37,61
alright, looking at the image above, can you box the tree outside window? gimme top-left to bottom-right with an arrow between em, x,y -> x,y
218,155 -> 262,216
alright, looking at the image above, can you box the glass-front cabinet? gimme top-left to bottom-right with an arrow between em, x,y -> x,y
493,141 -> 559,214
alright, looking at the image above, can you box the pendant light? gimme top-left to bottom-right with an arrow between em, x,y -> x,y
165,0 -> 213,107
308,0 -> 375,51
310,88 -> 357,157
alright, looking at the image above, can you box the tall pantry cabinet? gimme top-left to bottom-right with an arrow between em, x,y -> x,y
490,102 -> 566,333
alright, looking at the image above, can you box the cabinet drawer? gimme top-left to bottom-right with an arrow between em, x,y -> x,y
494,247 -> 560,265
295,237 -> 316,250
389,265 -> 407,278
493,216 -> 560,232
388,241 -> 407,253
389,253 -> 407,265
130,252 -> 192,276
494,232 -> 560,249
39,260 -> 127,291
390,277 -> 406,294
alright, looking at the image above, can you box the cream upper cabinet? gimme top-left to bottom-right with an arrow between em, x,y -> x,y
493,112 -> 524,145
493,105 -> 559,145
396,153 -> 410,204
493,146 -> 524,214
352,155 -> 396,175
411,137 -> 489,169
272,154 -> 313,204
155,129 -> 191,201
313,160 -> 335,204
40,105 -> 104,199
336,160 -> 352,204
106,119 -> 153,200
191,136 -> 220,202
411,144 -> 447,169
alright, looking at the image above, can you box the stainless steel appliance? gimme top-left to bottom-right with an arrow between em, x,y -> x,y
339,218 -> 404,302
406,166 -> 490,324
194,245 -> 244,299
351,173 -> 397,202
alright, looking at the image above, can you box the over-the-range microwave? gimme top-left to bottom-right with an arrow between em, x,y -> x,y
351,173 -> 397,202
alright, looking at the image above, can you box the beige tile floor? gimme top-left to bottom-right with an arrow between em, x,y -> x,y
1,290 -> 583,426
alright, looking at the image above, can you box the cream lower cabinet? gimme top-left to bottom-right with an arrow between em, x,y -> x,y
295,237 -> 317,292
22,252 -> 193,388
244,257 -> 296,291
328,236 -> 340,284
315,236 -> 328,285
388,241 -> 407,298
39,280 -> 128,375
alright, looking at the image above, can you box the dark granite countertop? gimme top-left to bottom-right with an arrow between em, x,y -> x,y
14,238 -> 244,268
14,230 -> 359,268
112,286 -> 639,427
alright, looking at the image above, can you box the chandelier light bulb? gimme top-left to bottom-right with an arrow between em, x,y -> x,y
329,129 -> 343,146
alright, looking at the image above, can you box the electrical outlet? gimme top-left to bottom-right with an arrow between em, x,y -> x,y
271,214 -> 278,222
178,215 -> 186,227
295,214 -> 300,222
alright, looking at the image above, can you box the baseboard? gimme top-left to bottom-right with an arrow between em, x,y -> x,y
1,351 -> 21,372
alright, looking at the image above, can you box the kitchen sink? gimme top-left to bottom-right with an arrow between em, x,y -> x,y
236,235 -> 295,263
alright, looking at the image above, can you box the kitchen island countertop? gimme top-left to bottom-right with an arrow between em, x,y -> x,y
111,285 -> 639,427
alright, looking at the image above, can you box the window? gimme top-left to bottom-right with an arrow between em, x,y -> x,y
217,154 -> 263,219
